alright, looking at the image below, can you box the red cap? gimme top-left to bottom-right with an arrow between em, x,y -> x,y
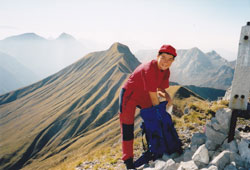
159,45 -> 177,57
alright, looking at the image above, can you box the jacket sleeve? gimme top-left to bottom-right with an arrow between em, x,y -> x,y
159,69 -> 170,90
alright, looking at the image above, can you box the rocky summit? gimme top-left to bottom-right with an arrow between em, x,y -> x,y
136,108 -> 250,170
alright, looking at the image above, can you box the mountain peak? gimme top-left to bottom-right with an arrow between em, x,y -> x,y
206,50 -> 218,56
190,47 -> 202,52
109,42 -> 131,54
56,33 -> 76,41
186,47 -> 205,58
3,33 -> 46,41
206,50 -> 227,62
208,50 -> 218,55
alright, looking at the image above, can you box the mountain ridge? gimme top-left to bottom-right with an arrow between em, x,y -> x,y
0,42 -> 141,170
2,33 -> 46,41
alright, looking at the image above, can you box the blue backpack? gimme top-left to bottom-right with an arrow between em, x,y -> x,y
134,101 -> 183,167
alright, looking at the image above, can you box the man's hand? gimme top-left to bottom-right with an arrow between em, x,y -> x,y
157,88 -> 173,108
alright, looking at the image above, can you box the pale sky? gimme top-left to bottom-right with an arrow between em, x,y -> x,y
0,0 -> 250,61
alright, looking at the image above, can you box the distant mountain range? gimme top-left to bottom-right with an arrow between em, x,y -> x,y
135,48 -> 235,90
0,33 -> 87,80
0,51 -> 38,94
0,33 -> 234,95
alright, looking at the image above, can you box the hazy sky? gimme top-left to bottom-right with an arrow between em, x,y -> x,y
0,0 -> 250,61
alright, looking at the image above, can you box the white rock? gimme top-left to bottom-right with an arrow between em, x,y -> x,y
177,160 -> 198,170
238,138 -> 250,164
207,165 -> 218,170
192,144 -> 209,164
215,108 -> 232,133
163,159 -> 179,170
210,150 -> 231,170
154,160 -> 166,170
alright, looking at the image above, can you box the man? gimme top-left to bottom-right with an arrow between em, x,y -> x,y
119,44 -> 177,169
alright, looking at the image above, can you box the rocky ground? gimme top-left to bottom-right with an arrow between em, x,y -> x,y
76,108 -> 249,170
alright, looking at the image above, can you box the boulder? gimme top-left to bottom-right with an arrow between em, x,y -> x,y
191,133 -> 207,147
210,150 -> 231,170
222,139 -> 238,153
215,108 -> 232,134
154,160 -> 166,170
207,165 -> 218,170
192,144 -> 209,164
163,159 -> 179,170
238,138 -> 250,164
177,160 -> 198,170
210,117 -> 221,131
205,139 -> 219,151
205,124 -> 227,145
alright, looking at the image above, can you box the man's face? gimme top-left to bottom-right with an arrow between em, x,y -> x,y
157,53 -> 175,70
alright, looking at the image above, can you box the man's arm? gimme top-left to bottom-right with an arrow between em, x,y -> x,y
149,91 -> 160,106
149,89 -> 173,107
